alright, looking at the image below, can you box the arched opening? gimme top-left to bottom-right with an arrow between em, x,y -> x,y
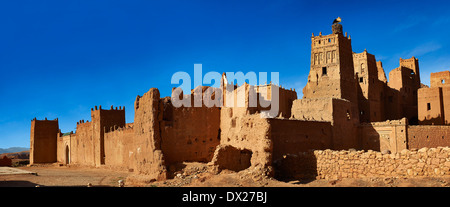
65,145 -> 70,165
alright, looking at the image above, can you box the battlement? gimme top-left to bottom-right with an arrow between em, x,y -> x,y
31,117 -> 58,122
311,32 -> 351,49
399,56 -> 418,63
91,105 -> 125,111
76,119 -> 90,125
352,49 -> 375,59
104,123 -> 133,133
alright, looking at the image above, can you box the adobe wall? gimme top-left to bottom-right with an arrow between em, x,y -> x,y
430,71 -> 450,88
103,126 -> 134,169
418,71 -> 450,125
384,86 -> 403,120
443,86 -> 450,125
291,98 -> 333,121
358,118 -> 408,153
331,98 -> 359,150
30,119 -> 59,164
275,147 -> 450,180
387,66 -> 419,122
217,110 -> 273,175
160,97 -> 220,166
91,107 -> 126,166
69,121 -> 95,165
269,118 -> 332,161
407,125 -> 450,149
399,57 -> 421,86
56,133 -> 71,164
291,98 -> 359,150
418,87 -> 444,125
376,61 -> 387,83
132,88 -> 167,180
353,51 -> 385,122
0,156 -> 12,166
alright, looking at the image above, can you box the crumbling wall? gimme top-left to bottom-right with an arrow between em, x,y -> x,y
0,156 -> 12,166
132,88 -> 167,180
219,110 -> 273,175
276,147 -> 450,180
407,125 -> 450,149
291,98 -> 333,121
211,144 -> 252,172
269,118 -> 332,161
160,98 -> 220,166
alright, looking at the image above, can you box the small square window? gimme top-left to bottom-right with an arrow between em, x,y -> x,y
359,77 -> 364,83
322,67 -> 327,76
427,103 -> 431,111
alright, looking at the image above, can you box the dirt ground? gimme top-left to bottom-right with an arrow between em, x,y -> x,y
1,163 -> 450,187
0,165 -> 129,187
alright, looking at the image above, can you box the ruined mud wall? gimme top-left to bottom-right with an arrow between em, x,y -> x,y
408,125 -> 450,149
275,147 -> 450,180
131,88 -> 167,180
218,109 -> 273,174
160,101 -> 220,166
291,98 -> 333,121
269,118 -> 332,161
0,156 -> 12,166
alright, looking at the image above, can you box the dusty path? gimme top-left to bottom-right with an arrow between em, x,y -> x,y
1,163 -> 450,187
0,165 -> 129,187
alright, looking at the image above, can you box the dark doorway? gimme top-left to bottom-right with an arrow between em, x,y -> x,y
65,145 -> 70,165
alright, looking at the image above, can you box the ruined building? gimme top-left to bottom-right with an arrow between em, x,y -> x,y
418,71 -> 450,125
30,19 -> 450,180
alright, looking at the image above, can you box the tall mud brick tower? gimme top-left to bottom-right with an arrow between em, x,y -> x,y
303,19 -> 358,105
30,118 -> 59,164
299,18 -> 360,150
91,106 -> 126,166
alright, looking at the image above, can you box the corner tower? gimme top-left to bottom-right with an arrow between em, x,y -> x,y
30,118 -> 59,164
303,18 -> 358,105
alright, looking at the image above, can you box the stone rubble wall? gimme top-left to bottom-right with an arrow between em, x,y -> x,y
276,147 -> 450,180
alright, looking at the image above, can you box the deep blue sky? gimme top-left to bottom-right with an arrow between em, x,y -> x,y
1,0 -> 450,148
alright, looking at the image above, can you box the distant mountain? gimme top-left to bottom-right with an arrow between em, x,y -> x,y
0,147 -> 29,154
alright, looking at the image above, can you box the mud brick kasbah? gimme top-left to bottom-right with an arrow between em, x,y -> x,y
30,19 -> 450,180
